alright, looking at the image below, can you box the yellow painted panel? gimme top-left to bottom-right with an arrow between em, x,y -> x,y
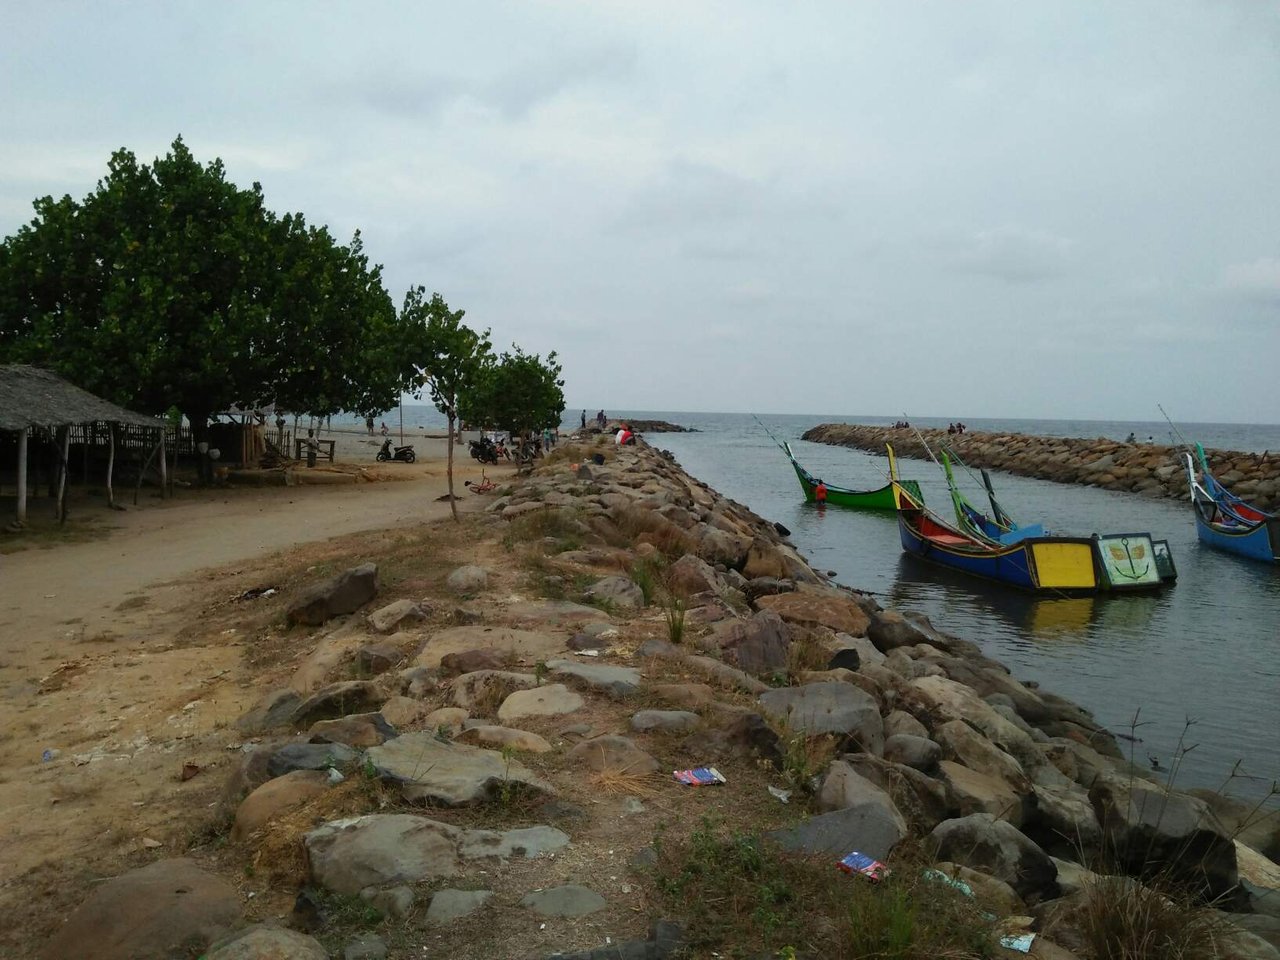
1031,542 -> 1097,590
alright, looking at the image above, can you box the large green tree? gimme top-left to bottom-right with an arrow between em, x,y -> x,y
463,346 -> 565,469
0,137 -> 410,450
401,287 -> 491,520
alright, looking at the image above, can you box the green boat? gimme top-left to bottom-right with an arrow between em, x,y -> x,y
782,441 -> 922,510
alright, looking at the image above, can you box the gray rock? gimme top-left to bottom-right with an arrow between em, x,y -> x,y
306,814 -> 461,894
928,813 -> 1059,903
309,713 -> 398,748
357,642 -> 405,675
568,735 -> 660,775
457,824 -> 570,860
520,884 -> 607,918
883,709 -> 928,740
366,732 -> 554,806
40,858 -> 242,960
758,682 -> 884,754
938,760 -> 1025,825
547,658 -> 641,695
817,760 -> 909,835
585,575 -> 645,609
360,886 -> 414,919
267,741 -> 359,778
883,734 -> 941,772
933,719 -> 1029,789
290,680 -> 384,727
287,562 -> 378,626
1089,776 -> 1240,905
208,926 -> 328,959
451,670 -> 538,710
1029,782 -> 1102,857
866,608 -> 935,652
715,610 -> 790,677
343,934 -> 388,960
685,655 -> 769,693
446,565 -> 489,594
547,919 -> 687,960
367,599 -> 426,634
636,638 -> 681,659
236,688 -> 302,734
497,683 -> 584,722
631,710 -> 700,733
426,889 -> 493,923
768,802 -> 907,862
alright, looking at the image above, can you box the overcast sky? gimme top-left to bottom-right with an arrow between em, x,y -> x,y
3,2 -> 1278,423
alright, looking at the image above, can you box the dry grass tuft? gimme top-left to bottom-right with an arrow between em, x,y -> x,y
588,769 -> 666,798
1073,873 -> 1233,960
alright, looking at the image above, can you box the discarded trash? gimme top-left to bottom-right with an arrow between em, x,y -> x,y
327,767 -> 346,785
180,762 -> 201,781
41,748 -> 59,763
921,868 -> 973,898
837,850 -> 888,882
998,933 -> 1035,953
236,586 -> 278,601
767,785 -> 791,804
673,766 -> 726,786
575,649 -> 601,657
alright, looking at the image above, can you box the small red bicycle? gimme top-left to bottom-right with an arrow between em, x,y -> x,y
465,471 -> 498,494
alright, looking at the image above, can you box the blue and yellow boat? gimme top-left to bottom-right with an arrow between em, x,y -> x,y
1185,444 -> 1279,563
887,444 -> 1176,594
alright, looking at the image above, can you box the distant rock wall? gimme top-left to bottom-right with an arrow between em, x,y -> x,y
801,424 -> 1280,511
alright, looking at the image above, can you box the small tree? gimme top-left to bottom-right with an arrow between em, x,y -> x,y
402,287 -> 491,520
465,346 -> 565,470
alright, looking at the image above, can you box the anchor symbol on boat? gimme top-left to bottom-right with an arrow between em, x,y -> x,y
1108,537 -> 1150,580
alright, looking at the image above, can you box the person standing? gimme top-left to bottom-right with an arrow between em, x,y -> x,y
580,410 -> 587,429
815,479 -> 828,504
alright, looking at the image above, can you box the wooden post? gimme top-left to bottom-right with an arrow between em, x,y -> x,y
158,428 -> 169,498
15,428 -> 27,525
56,426 -> 70,524
106,423 -> 117,509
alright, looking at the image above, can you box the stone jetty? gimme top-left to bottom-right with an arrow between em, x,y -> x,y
32,434 -> 1280,960
803,423 -> 1280,510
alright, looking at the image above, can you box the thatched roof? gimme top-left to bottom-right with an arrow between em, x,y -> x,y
0,364 -> 163,432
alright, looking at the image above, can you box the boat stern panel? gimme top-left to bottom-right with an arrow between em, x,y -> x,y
1029,541 -> 1097,590
1096,534 -> 1164,588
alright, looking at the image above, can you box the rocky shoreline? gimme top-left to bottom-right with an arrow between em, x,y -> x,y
38,433 -> 1280,959
802,423 -> 1280,511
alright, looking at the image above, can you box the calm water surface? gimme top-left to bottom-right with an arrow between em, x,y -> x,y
628,412 -> 1280,803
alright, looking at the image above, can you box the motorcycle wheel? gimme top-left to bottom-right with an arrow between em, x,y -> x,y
402,450 -> 416,463
376,452 -> 390,462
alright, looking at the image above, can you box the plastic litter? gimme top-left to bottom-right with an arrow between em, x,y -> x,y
41,748 -> 59,762
767,785 -> 791,804
998,933 -> 1035,953
673,766 -> 726,786
837,850 -> 888,882
327,767 -> 346,785
921,868 -> 973,898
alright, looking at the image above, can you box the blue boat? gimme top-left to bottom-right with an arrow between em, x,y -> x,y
888,444 -> 1176,594
1185,444 -> 1279,564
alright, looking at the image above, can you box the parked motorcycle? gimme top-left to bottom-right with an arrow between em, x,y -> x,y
376,438 -> 416,463
469,437 -> 500,464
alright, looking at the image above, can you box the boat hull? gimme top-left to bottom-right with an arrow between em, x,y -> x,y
785,444 -> 920,510
1194,511 -> 1280,563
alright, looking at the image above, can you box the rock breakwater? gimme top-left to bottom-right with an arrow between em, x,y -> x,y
803,423 -> 1280,510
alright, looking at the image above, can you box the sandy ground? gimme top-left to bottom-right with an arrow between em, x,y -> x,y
0,442 -> 514,905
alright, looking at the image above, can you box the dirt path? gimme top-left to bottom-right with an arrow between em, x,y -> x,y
0,451 -> 512,893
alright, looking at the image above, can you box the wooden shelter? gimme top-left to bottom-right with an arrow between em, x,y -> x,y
0,364 -> 165,526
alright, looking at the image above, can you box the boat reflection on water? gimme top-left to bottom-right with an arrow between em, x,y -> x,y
889,554 -> 1164,643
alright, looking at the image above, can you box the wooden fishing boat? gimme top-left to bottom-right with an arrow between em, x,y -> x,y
1184,444 -> 1279,563
888,444 -> 1176,594
782,441 -> 921,511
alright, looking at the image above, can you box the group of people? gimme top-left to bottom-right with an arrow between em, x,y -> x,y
947,422 -> 968,435
893,420 -> 911,429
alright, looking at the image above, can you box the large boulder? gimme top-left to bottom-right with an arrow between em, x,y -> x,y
40,858 -> 242,960
309,712 -> 397,748
666,554 -> 726,598
867,609 -> 936,652
928,813 -> 1059,904
236,688 -> 302,734
206,925 -> 328,959
768,803 -> 907,862
497,683 -> 585,722
817,760 -> 908,832
1089,776 -> 1240,905
882,734 -> 941,772
583,575 -> 645,609
714,610 -> 790,677
933,720 -> 1030,789
232,769 -> 331,842
758,682 -> 884,754
755,590 -> 870,637
445,565 -> 488,594
365,733 -> 554,806
290,680 -> 384,727
367,599 -> 427,634
937,760 -> 1025,825
902,675 -> 1043,769
546,659 -> 641,696
568,735 -> 660,774
287,563 -> 378,626
267,741 -> 359,778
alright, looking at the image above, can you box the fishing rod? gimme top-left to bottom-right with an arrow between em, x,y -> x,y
904,413 -> 943,467
1157,403 -> 1193,452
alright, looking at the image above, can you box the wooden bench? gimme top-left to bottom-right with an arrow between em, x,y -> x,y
294,438 -> 336,462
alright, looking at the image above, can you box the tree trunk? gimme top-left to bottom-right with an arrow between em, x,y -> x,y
157,427 -> 169,498
106,422 -> 117,509
15,427 -> 27,525
56,426 -> 70,524
447,414 -> 458,521
187,409 -> 210,484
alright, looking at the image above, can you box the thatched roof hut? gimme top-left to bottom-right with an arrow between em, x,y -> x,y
1,365 -> 165,526
0,364 -> 160,431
